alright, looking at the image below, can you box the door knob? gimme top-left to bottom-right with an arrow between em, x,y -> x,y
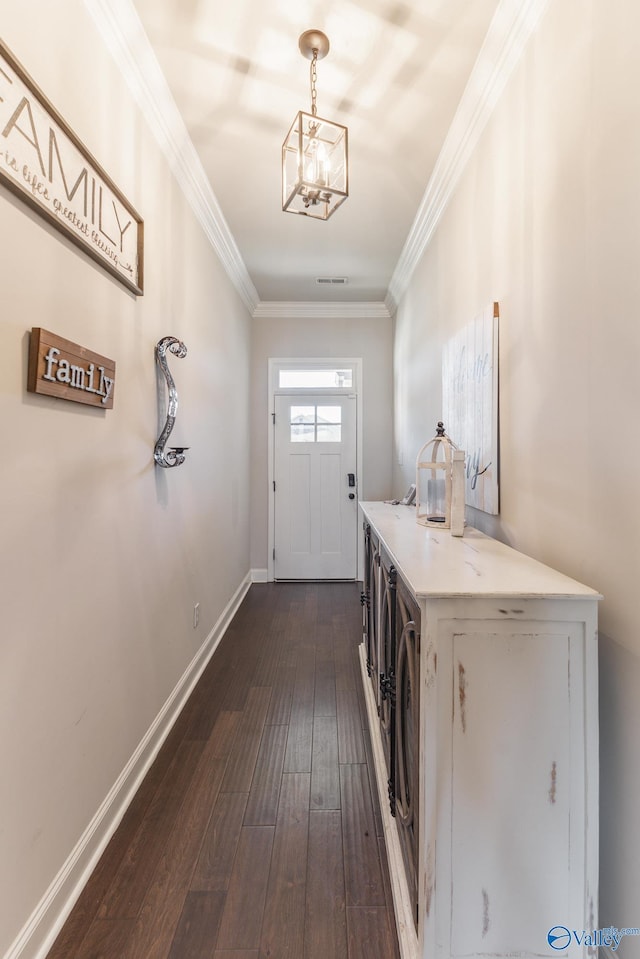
349,493 -> 355,500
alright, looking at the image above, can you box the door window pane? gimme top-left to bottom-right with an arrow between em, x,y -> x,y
316,406 -> 341,442
291,406 -> 315,422
317,423 -> 342,442
317,406 -> 341,423
291,424 -> 315,442
290,406 -> 315,442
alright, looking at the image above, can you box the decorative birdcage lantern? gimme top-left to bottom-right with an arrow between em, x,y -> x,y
416,422 -> 465,534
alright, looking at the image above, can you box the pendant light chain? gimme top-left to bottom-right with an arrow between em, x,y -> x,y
310,49 -> 318,116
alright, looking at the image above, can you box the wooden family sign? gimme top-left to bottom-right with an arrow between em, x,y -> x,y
0,40 -> 144,295
28,328 -> 116,409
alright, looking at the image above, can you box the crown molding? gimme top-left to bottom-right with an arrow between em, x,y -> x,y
252,301 -> 392,320
387,0 -> 551,311
83,0 -> 260,315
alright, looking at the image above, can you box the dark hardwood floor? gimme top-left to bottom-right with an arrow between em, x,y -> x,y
47,582 -> 401,959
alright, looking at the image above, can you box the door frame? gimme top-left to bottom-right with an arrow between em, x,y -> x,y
268,357 -> 364,583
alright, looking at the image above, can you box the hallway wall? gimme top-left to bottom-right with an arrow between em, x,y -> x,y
250,313 -> 394,574
1,6 -> 252,958
392,0 -> 640,947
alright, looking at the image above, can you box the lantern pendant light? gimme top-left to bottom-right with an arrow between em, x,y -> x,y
416,422 -> 466,535
282,29 -> 349,220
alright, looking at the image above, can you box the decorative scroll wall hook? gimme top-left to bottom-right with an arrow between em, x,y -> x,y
154,336 -> 188,468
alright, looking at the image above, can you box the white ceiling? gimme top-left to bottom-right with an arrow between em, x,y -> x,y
94,0 -> 548,312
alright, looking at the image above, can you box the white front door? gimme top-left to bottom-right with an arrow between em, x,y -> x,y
273,393 -> 357,579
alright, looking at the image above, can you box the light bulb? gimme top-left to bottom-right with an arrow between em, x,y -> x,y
303,142 -> 330,187
317,143 -> 330,187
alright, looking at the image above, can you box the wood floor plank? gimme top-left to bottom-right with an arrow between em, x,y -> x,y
180,654 -> 229,741
99,740 -> 206,920
313,644 -> 337,717
302,585 -> 319,630
252,645 -> 280,689
121,758 -> 228,959
243,724 -> 288,825
336,687 -> 366,764
168,891 -> 226,959
258,773 -> 311,959
284,694 -> 314,773
205,708 -> 246,762
346,906 -> 401,959
304,810 -> 347,959
283,645 -> 316,773
362,725 -> 384,839
378,836 -> 398,924
220,687 -> 272,792
251,626 -> 281,687
71,918 -> 136,959
213,951 -> 258,958
265,660 -> 296,725
310,716 -> 340,810
316,596 -> 335,629
112,713 -> 240,959
340,764 -> 386,908
215,827 -> 274,951
191,791 -> 249,892
333,635 -> 359,692
276,630 -> 299,669
220,659 -> 256,712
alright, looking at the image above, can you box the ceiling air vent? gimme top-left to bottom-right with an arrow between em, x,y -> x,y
316,276 -> 348,285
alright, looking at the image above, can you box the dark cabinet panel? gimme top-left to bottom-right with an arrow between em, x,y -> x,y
361,524 -> 420,929
394,577 -> 420,926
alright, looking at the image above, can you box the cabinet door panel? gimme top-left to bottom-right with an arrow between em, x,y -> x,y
366,527 -> 380,697
449,629 -> 576,957
395,582 -> 421,929
378,554 -> 396,776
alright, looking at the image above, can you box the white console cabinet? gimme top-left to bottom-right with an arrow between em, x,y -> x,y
359,502 -> 600,959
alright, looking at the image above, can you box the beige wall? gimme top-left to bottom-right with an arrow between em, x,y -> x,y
393,0 -> 640,943
1,5 -> 252,957
250,315 -> 394,573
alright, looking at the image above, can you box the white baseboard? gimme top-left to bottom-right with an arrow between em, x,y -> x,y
358,643 -> 419,959
5,571 -> 253,959
251,568 -> 268,583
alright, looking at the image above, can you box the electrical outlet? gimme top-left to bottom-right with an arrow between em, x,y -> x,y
193,603 -> 200,628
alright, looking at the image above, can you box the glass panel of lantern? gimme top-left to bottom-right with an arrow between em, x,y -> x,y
282,111 -> 349,220
416,422 -> 457,529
